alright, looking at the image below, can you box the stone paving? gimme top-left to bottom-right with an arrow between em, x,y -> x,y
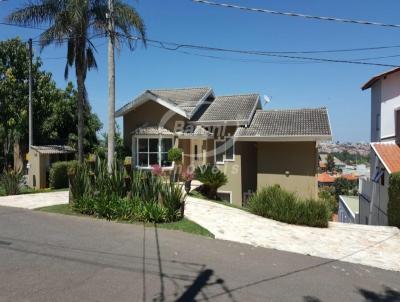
0,191 -> 69,209
185,196 -> 400,272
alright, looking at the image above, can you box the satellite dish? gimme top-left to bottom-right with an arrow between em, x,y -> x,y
263,95 -> 271,104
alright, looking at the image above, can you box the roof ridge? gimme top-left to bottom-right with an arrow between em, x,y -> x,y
149,87 -> 212,91
216,93 -> 259,97
256,107 -> 327,112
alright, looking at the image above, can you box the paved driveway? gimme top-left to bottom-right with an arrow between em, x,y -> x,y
1,206 -> 399,302
0,191 -> 69,209
185,196 -> 400,272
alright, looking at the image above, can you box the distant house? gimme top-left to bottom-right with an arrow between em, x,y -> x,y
359,68 -> 400,225
339,195 -> 359,223
317,172 -> 335,187
116,87 -> 332,206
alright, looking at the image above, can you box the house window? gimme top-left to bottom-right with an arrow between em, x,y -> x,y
137,137 -> 173,168
215,138 -> 235,163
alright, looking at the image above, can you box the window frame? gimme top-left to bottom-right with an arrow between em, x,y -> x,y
214,138 -> 235,164
135,136 -> 174,169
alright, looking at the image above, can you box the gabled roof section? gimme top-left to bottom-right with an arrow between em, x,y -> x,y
371,142 -> 400,174
31,145 -> 75,154
116,87 -> 213,118
235,108 -> 332,141
192,94 -> 260,125
362,67 -> 400,90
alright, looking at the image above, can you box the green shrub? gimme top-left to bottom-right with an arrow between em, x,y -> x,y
318,189 -> 338,214
0,168 -> 24,195
248,185 -> 331,228
167,148 -> 183,163
388,173 -> 400,228
49,161 -> 77,189
69,158 -> 185,223
194,165 -> 228,199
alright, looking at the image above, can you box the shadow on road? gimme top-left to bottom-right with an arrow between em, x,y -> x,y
358,286 -> 400,302
150,223 -> 237,302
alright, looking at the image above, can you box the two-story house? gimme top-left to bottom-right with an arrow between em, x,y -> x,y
359,68 -> 400,225
116,87 -> 332,206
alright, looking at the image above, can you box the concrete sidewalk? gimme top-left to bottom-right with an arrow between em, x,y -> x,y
185,196 -> 400,272
0,191 -> 69,209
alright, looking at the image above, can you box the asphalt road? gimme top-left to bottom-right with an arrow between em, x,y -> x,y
0,206 -> 399,302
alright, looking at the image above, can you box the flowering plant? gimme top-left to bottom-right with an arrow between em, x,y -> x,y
181,170 -> 194,181
151,164 -> 162,176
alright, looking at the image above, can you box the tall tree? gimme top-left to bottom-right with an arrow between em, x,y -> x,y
6,0 -> 146,163
326,153 -> 335,173
0,38 -> 102,169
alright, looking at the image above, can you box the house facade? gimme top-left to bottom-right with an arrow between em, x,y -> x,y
116,87 -> 332,206
359,68 -> 400,225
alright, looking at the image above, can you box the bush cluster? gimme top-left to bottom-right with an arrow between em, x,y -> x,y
194,165 -> 228,199
247,185 -> 331,228
388,172 -> 400,228
0,168 -> 24,195
69,158 -> 185,223
49,161 -> 78,189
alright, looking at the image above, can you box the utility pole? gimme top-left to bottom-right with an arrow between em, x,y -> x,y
107,0 -> 115,172
28,38 -> 33,149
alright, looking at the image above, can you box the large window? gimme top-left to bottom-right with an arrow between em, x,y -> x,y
137,137 -> 173,167
215,138 -> 234,163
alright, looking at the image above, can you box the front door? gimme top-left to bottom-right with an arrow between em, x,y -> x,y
190,139 -> 203,167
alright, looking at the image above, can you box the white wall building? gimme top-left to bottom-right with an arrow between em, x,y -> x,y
360,68 -> 400,226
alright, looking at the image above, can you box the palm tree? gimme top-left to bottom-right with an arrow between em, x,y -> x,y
6,0 -> 146,163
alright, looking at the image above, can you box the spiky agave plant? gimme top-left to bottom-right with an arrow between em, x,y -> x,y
0,168 -> 24,195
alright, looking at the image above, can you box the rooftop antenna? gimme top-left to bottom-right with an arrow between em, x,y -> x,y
263,95 -> 272,106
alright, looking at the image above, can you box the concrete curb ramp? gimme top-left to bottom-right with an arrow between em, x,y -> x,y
185,196 -> 400,272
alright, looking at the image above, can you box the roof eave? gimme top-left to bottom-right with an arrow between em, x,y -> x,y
234,135 -> 332,142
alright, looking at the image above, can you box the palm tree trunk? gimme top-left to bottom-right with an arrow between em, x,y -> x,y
107,0 -> 116,172
76,69 -> 85,163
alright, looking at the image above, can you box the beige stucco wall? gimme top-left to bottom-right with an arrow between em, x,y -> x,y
28,149 -> 48,189
122,100 -> 187,149
256,142 -> 318,199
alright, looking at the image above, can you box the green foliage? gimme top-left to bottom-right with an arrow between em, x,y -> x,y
194,165 -> 228,199
0,38 -> 102,168
326,154 -> 335,172
333,177 -> 358,198
95,125 -> 129,161
388,173 -> 400,228
318,188 -> 338,214
248,185 -> 331,228
0,168 -> 24,195
69,158 -> 185,223
49,161 -> 77,189
168,148 -> 183,163
332,150 -> 370,165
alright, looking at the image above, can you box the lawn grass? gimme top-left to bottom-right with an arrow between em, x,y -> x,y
37,203 -> 214,238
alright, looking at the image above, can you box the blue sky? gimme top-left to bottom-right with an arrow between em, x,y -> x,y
1,0 -> 400,142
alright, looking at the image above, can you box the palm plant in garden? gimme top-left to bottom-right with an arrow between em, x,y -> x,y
6,0 -> 146,163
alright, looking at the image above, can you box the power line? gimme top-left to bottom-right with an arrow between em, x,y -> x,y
191,0 -> 400,29
122,34 -> 400,67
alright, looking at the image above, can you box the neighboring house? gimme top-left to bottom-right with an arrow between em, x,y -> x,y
116,87 -> 332,206
359,68 -> 400,225
28,145 -> 75,189
338,195 -> 359,223
317,172 -> 335,187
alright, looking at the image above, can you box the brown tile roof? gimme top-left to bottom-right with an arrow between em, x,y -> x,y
362,67 -> 400,90
371,142 -> 400,174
